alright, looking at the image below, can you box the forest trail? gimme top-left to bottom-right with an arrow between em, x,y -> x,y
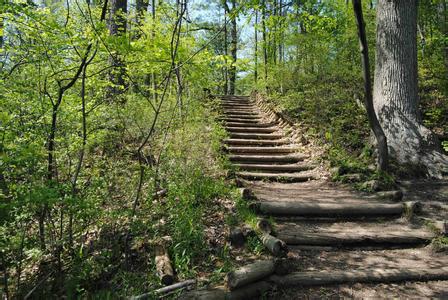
219,95 -> 448,298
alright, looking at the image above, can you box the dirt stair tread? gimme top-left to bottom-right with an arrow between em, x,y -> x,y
228,155 -> 308,164
225,122 -> 278,128
234,163 -> 314,172
224,139 -> 290,146
274,221 -> 435,246
228,133 -> 285,139
225,127 -> 279,133
226,146 -> 299,153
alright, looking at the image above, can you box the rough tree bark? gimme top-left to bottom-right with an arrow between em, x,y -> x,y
373,0 -> 448,177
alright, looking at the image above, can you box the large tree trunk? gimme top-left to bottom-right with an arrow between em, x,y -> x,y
373,0 -> 448,178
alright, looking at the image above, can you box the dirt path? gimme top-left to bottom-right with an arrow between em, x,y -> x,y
219,95 -> 448,299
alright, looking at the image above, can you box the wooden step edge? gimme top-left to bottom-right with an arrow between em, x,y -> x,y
234,163 -> 314,172
225,115 -> 262,119
252,202 -> 403,216
180,267 -> 448,300
223,119 -> 277,128
225,126 -> 278,129
236,171 -> 318,182
224,139 -> 290,145
229,134 -> 285,139
229,154 -> 309,163
276,230 -> 434,246
270,267 -> 448,288
227,147 -> 299,153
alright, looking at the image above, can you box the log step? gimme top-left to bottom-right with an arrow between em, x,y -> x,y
274,222 -> 435,246
229,154 -> 308,163
226,115 -> 261,120
251,201 -> 409,217
224,139 -> 289,146
225,127 -> 279,133
221,107 -> 255,111
221,101 -> 256,107
236,171 -> 318,182
229,133 -> 285,140
222,118 -> 262,124
223,118 -> 277,128
221,103 -> 254,107
234,163 -> 314,172
221,98 -> 253,103
271,267 -> 448,288
226,146 -> 299,154
223,110 -> 259,115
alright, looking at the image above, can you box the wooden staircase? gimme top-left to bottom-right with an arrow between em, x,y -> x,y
217,95 -> 448,297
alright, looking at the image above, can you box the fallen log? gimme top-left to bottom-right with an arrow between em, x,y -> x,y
250,201 -> 420,218
154,279 -> 196,295
277,229 -> 433,246
253,218 -> 288,257
269,267 -> 448,287
260,232 -> 288,257
131,279 -> 196,300
225,260 -> 275,290
155,242 -> 174,285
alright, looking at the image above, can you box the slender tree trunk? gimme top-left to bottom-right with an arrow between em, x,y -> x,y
108,0 -> 127,100
373,0 -> 448,177
254,9 -> 258,84
0,10 -> 4,49
262,0 -> 268,89
442,0 -> 448,80
151,0 -> 157,102
224,6 -> 228,95
136,0 -> 148,22
278,0 -> 283,64
353,0 -> 388,172
229,0 -> 237,95
272,0 -> 277,65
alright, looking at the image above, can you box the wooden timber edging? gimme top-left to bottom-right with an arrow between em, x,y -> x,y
180,265 -> 448,300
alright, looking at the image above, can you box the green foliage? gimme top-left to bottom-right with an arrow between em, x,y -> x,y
0,1 -> 236,297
